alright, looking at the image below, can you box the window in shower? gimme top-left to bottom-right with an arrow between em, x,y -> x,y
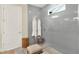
48,4 -> 66,18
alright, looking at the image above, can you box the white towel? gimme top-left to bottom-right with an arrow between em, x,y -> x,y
27,44 -> 43,54
38,19 -> 41,36
32,16 -> 37,36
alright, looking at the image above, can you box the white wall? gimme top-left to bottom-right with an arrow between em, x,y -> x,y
22,5 -> 28,38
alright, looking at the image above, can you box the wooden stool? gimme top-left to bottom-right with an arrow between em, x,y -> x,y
22,37 -> 29,48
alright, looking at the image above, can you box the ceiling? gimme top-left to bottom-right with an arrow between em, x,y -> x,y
30,4 -> 47,8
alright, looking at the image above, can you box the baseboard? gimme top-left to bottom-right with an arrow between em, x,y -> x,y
0,46 -> 21,51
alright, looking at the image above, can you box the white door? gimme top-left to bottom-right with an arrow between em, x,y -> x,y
0,5 -> 2,48
2,5 -> 22,50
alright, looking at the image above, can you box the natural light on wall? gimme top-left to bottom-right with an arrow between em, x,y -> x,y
48,4 -> 66,18
51,15 -> 59,18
